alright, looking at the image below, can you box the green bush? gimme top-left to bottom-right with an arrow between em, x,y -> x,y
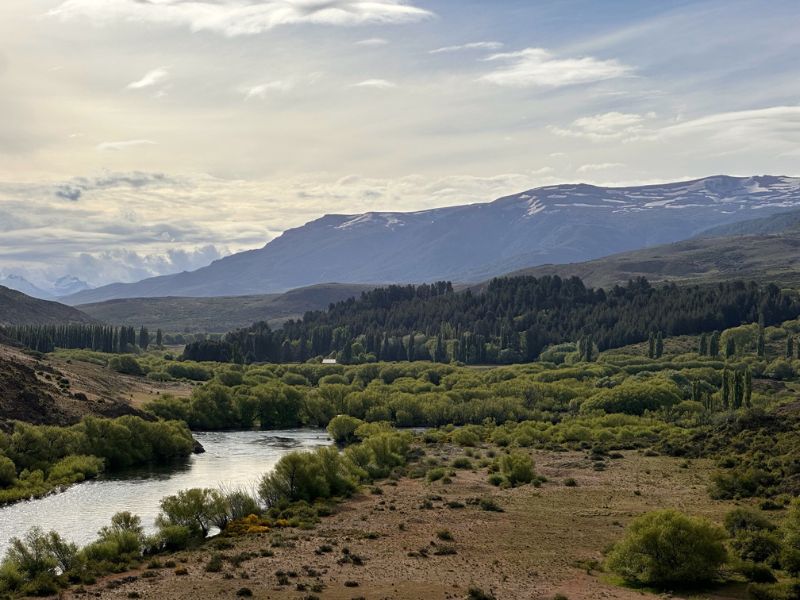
499,451 -> 534,486
327,415 -> 364,445
582,382 -> 681,416
606,509 -> 727,587
108,355 -> 144,376
0,455 -> 17,487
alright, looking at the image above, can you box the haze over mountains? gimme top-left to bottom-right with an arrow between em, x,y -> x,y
62,175 -> 800,305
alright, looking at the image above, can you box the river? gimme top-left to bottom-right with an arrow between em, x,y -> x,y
0,429 -> 330,556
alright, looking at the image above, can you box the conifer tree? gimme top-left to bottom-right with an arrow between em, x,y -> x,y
698,333 -> 708,356
655,331 -> 664,358
744,368 -> 753,408
721,369 -> 731,410
709,331 -> 720,357
757,326 -> 766,359
648,332 -> 655,359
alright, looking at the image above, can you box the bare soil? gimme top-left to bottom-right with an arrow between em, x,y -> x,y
66,446 -> 749,600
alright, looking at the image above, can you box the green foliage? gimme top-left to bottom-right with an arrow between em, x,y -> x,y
582,381 -> 681,415
606,509 -> 727,587
108,355 -> 144,376
499,451 -> 535,486
327,415 -> 364,445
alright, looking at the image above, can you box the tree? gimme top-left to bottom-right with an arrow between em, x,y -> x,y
744,368 -> 753,408
327,415 -> 364,445
138,326 -> 150,351
156,488 -> 227,538
757,326 -> 766,359
787,336 -> 795,359
721,369 -> 731,410
156,329 -> 163,348
407,333 -> 415,362
698,333 -> 708,356
655,331 -> 664,358
648,332 -> 656,359
606,510 -> 727,587
709,331 -> 720,357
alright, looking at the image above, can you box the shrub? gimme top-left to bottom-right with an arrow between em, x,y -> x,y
108,355 -> 144,376
156,488 -> 228,538
327,415 -> 364,445
452,457 -> 473,469
606,510 -> 727,587
451,428 -> 480,447
0,455 -> 17,487
499,451 -> 534,486
427,467 -> 446,482
582,382 -> 681,416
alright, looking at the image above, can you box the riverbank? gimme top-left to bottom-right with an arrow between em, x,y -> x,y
63,445 -> 746,600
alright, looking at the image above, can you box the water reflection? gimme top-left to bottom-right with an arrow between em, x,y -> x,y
0,429 -> 330,556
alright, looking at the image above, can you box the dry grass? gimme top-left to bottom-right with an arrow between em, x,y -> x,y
66,446 -> 750,600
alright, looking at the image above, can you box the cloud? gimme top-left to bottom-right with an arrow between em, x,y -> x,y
53,172 -> 172,201
356,37 -> 388,46
49,0 -> 434,36
430,41 -> 503,54
55,185 -> 83,201
0,168 -> 561,286
577,162 -> 626,173
96,139 -> 157,151
549,112 -> 655,141
480,47 -> 633,88
659,106 -> 800,142
126,67 -> 169,89
243,80 -> 294,99
353,79 -> 397,89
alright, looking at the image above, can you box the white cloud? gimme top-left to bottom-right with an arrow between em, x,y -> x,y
96,139 -> 157,152
480,48 -> 633,88
430,41 -> 503,54
48,0 -> 434,36
577,162 -> 626,173
243,80 -> 294,99
659,106 -> 800,141
353,79 -> 397,89
356,37 -> 389,46
549,112 -> 655,141
126,67 -> 169,90
0,168 -> 561,286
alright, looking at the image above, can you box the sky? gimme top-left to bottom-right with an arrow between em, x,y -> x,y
0,0 -> 799,289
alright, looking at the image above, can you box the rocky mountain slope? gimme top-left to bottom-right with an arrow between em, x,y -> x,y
63,175 -> 800,303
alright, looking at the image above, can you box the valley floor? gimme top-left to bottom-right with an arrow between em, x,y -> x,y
65,447 -> 749,600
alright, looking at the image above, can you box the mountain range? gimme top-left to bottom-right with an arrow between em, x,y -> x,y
0,275 -> 92,301
62,175 -> 800,305
0,286 -> 95,327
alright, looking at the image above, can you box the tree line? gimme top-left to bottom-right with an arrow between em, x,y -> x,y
0,324 -> 162,354
184,276 -> 800,365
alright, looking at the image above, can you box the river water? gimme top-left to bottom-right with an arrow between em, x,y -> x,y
0,429 -> 330,556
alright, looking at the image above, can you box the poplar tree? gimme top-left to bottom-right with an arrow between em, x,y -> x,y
709,331 -> 720,357
698,333 -> 708,356
787,336 -> 794,359
655,331 -> 664,359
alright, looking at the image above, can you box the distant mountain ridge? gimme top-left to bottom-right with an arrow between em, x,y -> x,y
62,175 -> 800,304
0,286 -> 96,326
78,283 -> 376,333
0,275 -> 92,300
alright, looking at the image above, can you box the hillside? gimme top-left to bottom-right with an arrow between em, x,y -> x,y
0,343 -> 172,428
505,231 -> 800,289
78,283 -> 375,333
0,285 -> 96,327
62,175 -> 800,304
697,207 -> 800,237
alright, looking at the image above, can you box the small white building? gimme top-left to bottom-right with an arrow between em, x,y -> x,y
322,358 -> 337,365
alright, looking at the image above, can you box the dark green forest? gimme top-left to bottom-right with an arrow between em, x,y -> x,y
183,277 -> 800,365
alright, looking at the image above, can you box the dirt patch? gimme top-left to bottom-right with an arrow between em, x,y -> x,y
66,448 -> 746,600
